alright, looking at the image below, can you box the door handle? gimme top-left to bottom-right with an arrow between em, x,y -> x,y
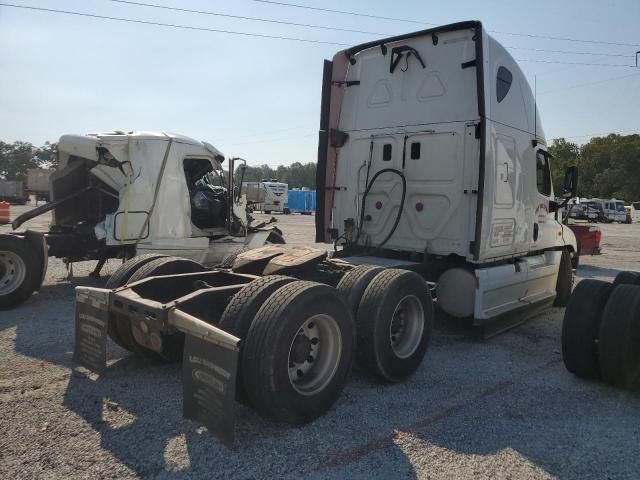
533,222 -> 539,241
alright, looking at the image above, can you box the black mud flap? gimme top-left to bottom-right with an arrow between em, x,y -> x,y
73,287 -> 110,373
174,309 -> 240,446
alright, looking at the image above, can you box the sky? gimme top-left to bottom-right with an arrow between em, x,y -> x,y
1,0 -> 639,166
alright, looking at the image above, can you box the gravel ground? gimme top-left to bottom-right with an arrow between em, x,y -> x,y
1,206 -> 639,480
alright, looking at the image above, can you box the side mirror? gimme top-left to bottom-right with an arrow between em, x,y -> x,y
562,166 -> 578,198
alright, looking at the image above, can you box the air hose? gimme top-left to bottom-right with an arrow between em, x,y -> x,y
355,168 -> 407,249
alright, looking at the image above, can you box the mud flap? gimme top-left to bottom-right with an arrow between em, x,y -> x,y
171,309 -> 240,446
73,287 -> 110,373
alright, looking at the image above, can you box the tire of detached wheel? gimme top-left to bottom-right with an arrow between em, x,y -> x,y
561,279 -> 614,379
105,253 -> 168,348
115,256 -> 206,361
598,284 -> 640,391
612,270 -> 640,286
356,269 -> 434,382
336,264 -> 384,317
241,281 -> 355,424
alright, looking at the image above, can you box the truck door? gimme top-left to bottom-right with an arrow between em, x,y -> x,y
531,150 -> 556,249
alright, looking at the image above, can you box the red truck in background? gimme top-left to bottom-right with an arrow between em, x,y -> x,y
568,224 -> 602,268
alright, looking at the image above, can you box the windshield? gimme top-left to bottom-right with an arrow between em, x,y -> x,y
616,202 -> 625,212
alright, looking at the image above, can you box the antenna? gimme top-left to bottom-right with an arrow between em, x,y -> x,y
532,75 -> 538,147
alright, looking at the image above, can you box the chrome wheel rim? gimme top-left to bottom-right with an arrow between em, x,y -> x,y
287,314 -> 342,396
389,295 -> 424,358
0,250 -> 27,296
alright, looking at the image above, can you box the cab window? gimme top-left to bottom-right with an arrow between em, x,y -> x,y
536,151 -> 551,196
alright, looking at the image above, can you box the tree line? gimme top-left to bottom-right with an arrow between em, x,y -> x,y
0,141 -> 57,182
549,133 -> 640,201
237,162 -> 316,189
3,134 -> 639,199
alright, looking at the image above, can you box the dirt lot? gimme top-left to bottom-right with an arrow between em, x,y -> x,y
1,206 -> 639,479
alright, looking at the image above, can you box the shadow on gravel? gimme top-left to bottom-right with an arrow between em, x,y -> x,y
61,357 -> 413,479
575,264 -> 622,280
1,277 -> 108,364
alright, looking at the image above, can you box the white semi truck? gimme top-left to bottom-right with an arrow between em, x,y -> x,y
66,21 -> 576,444
0,131 -> 283,309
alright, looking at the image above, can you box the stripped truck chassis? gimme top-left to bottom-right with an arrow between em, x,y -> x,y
75,271 -> 256,445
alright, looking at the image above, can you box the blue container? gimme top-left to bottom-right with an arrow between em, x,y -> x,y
286,190 -> 316,214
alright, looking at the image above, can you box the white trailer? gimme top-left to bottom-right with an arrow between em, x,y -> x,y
69,22 -> 578,444
26,168 -> 54,202
631,202 -> 640,223
243,181 -> 289,213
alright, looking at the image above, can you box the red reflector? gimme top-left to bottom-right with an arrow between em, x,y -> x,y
416,202 -> 424,212
375,201 -> 382,210
594,231 -> 602,243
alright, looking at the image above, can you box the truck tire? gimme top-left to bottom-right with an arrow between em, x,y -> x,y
0,235 -> 43,309
105,253 -> 167,289
116,257 -> 206,361
612,271 -> 640,286
219,248 -> 249,269
356,269 -> 433,382
561,279 -> 614,378
127,256 -> 205,284
219,275 -> 297,403
336,264 -> 384,316
265,231 -> 285,244
554,249 -> 573,307
598,284 -> 640,391
105,253 -> 167,348
242,281 -> 355,423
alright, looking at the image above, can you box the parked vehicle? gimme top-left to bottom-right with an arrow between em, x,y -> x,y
285,188 -> 316,214
0,131 -> 283,309
568,224 -> 602,259
26,168 -> 53,202
589,198 -> 626,223
562,271 -> 640,391
243,181 -> 288,213
0,179 -> 27,205
71,21 -> 579,445
630,202 -> 640,223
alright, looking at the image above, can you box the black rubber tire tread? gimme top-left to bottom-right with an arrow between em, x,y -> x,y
598,284 -> 640,391
105,253 -> 167,289
612,271 -> 640,286
127,256 -> 205,285
219,248 -> 249,269
219,275 -> 297,404
0,235 -> 42,309
336,264 -> 384,316
242,281 -> 355,423
554,249 -> 573,307
561,279 -> 614,378
356,269 -> 434,383
116,256 -> 205,360
105,253 -> 167,348
265,231 -> 286,244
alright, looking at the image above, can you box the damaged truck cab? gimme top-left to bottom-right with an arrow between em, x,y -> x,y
0,131 -> 278,309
